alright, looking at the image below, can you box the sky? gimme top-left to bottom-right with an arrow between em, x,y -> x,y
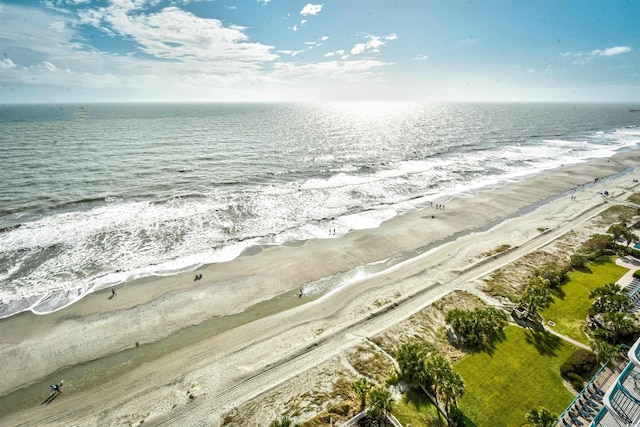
0,0 -> 639,103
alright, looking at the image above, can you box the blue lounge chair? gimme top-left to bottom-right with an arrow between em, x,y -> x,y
562,417 -> 572,427
583,396 -> 599,409
569,413 -> 584,427
575,407 -> 591,421
589,389 -> 603,402
592,385 -> 605,396
580,402 -> 594,414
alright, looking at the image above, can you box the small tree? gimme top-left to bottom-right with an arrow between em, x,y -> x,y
535,262 -> 569,288
368,385 -> 393,422
570,253 -> 588,270
351,377 -> 372,411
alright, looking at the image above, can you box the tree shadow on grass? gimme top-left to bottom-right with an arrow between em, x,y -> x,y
397,388 -> 447,427
551,286 -> 566,300
524,329 -> 563,357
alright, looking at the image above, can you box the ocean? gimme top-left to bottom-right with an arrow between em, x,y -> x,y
1,102 -> 639,319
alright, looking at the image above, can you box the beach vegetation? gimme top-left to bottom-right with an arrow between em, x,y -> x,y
347,344 -> 396,383
482,244 -> 511,257
634,269 -> 640,279
351,378 -> 372,411
269,415 -> 295,427
569,253 -> 588,270
367,384 -> 394,421
597,205 -> 638,226
525,407 -> 557,427
628,193 -> 640,205
455,326 -> 575,427
534,262 -> 569,288
579,234 -> 615,259
445,307 -> 508,350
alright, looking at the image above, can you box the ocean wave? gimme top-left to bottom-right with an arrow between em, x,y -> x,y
1,104 -> 639,318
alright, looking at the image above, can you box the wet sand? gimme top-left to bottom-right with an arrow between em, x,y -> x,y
0,149 -> 639,426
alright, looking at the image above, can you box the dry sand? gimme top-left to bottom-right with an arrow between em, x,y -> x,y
1,150 -> 639,426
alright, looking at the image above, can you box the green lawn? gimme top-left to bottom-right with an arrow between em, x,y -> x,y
541,257 -> 628,344
455,326 -> 576,427
392,388 -> 446,427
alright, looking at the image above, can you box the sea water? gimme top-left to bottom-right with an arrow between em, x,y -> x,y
1,102 -> 639,318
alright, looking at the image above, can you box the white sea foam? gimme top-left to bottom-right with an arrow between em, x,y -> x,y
1,103 -> 639,318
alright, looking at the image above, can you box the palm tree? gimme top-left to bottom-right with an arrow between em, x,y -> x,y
395,341 -> 427,385
525,407 -> 556,427
602,311 -> 638,343
368,385 -> 393,423
423,353 -> 450,404
589,283 -> 633,314
520,285 -> 553,319
592,337 -> 619,363
351,377 -> 372,411
440,369 -> 465,415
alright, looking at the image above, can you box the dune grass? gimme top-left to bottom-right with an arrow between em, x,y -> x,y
542,257 -> 628,344
455,326 -> 576,427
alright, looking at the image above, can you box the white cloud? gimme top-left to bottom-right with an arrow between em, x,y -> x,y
324,52 -> 334,57
300,4 -> 323,16
81,5 -> 277,70
271,59 -> 392,83
413,54 -> 429,61
565,45 -> 632,65
320,36 -> 329,41
591,46 -> 631,56
351,34 -> 397,55
0,58 -> 16,70
258,0 -> 270,6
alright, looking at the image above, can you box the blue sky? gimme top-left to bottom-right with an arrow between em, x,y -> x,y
0,0 -> 638,103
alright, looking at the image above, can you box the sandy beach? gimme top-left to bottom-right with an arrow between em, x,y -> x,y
1,150 -> 640,426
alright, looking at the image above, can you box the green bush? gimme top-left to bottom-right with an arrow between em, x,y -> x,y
560,349 -> 598,379
566,372 -> 584,391
570,253 -> 588,270
634,270 -> 640,279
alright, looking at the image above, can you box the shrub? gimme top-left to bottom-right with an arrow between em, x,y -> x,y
560,349 -> 598,379
566,372 -> 584,392
634,270 -> 640,279
570,253 -> 588,270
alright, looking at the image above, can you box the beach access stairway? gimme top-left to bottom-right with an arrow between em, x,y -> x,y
339,409 -> 402,427
623,277 -> 640,313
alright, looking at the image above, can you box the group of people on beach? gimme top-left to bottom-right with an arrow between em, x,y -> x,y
193,273 -> 203,281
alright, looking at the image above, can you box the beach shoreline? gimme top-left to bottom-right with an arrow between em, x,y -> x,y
1,149 -> 640,425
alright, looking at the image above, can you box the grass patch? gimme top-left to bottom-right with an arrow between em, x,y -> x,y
541,257 -> 628,344
455,326 -> 576,427
392,388 -> 446,427
482,244 -> 511,257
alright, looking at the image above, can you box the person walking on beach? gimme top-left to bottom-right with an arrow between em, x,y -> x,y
56,380 -> 64,394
